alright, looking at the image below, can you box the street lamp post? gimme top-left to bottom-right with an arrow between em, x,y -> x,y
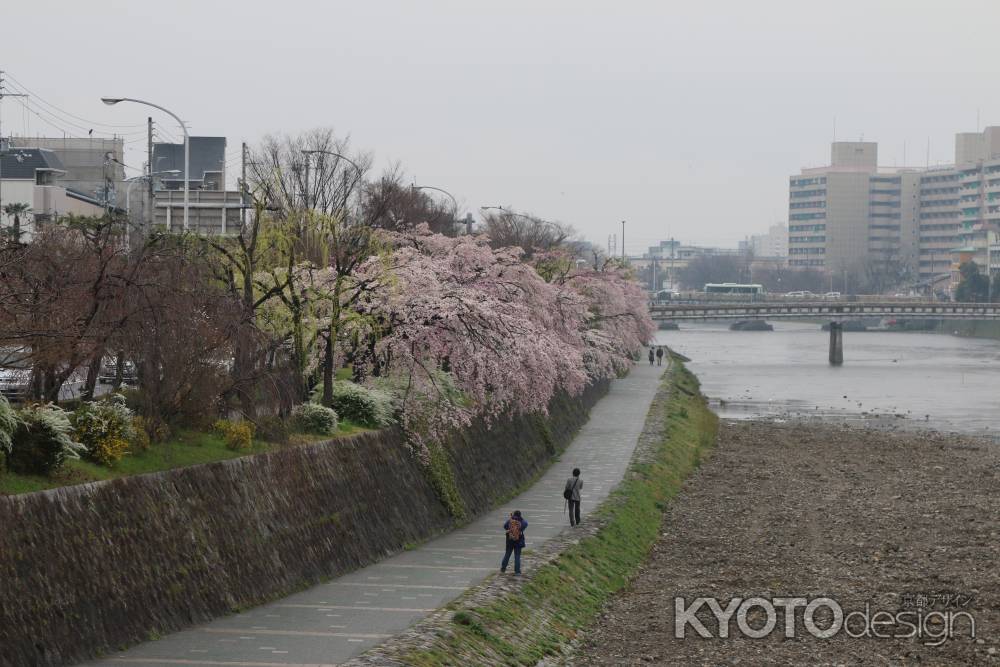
300,149 -> 364,210
412,184 -> 460,231
479,205 -> 559,230
480,205 -> 566,247
102,97 -> 189,231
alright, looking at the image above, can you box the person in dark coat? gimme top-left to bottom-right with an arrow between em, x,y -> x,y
648,348 -> 655,365
656,346 -> 664,365
501,510 -> 527,574
565,468 -> 583,526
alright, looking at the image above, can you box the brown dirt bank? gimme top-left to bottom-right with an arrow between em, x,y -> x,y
574,420 -> 1000,666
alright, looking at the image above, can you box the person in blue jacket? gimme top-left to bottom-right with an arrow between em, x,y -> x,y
501,510 -> 527,574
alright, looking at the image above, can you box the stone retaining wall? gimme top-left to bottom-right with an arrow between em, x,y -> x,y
0,380 -> 608,667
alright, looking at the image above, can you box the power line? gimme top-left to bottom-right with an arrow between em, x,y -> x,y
152,122 -> 180,144
13,97 -> 88,139
3,71 -> 146,130
14,97 -> 138,143
19,97 -> 96,134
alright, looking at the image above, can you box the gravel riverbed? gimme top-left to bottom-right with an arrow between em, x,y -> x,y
573,420 -> 1000,666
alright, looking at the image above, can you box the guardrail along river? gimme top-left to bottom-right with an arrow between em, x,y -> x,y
656,321 -> 1000,438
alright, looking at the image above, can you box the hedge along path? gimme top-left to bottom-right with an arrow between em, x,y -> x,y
344,357 -> 718,667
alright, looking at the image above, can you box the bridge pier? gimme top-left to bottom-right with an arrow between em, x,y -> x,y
828,321 -> 843,366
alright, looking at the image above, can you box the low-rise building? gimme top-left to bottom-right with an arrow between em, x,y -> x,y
147,137 -> 242,235
10,136 -> 126,205
153,188 -> 243,235
633,241 -> 745,291
0,145 -> 106,240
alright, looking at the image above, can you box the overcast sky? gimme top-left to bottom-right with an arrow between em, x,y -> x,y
4,0 -> 1000,252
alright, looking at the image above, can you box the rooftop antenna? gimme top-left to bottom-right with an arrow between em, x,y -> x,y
833,116 -> 837,142
926,137 -> 930,168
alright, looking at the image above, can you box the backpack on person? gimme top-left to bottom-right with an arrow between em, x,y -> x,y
563,477 -> 577,500
507,516 -> 522,542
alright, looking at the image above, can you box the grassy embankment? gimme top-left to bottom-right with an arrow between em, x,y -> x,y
400,359 -> 718,666
0,421 -> 368,496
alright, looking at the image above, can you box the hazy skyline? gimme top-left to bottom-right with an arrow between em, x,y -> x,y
4,0 -> 1000,252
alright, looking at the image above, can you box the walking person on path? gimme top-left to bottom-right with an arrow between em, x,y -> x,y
648,348 -> 655,366
501,510 -> 527,575
656,346 -> 664,366
564,468 -> 583,526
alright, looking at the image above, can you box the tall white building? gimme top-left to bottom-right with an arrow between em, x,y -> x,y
742,223 -> 788,258
789,129 -> 1000,290
788,142 -> 920,278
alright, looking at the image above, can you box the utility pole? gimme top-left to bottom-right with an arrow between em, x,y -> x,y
303,151 -> 311,209
240,141 -> 247,230
147,116 -> 153,235
621,220 -> 626,261
102,151 -> 112,216
0,71 -> 28,226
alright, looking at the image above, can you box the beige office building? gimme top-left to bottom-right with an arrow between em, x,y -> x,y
790,130 -> 1000,290
788,142 -> 920,282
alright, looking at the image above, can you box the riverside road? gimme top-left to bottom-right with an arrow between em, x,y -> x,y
88,362 -> 666,667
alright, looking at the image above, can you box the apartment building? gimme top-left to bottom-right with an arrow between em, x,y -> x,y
0,146 -> 106,240
740,223 -> 788,258
10,136 -> 126,204
917,167 -> 962,277
915,128 -> 1000,283
788,129 -> 1000,292
788,142 -> 920,279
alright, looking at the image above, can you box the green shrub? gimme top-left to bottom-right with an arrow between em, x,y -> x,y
73,394 -> 135,466
7,404 -> 86,475
291,402 -> 339,435
255,415 -> 291,444
91,436 -> 131,467
329,381 -> 395,428
213,419 -> 255,451
0,394 -> 19,456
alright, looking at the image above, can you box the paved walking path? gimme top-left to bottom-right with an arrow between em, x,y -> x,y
93,361 -> 666,667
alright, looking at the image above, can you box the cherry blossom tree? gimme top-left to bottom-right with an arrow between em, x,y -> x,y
342,229 -> 653,455
564,262 -> 656,377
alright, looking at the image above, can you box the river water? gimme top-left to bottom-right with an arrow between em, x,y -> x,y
654,321 -> 1000,438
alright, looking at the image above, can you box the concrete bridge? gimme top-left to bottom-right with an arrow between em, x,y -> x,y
649,300 -> 1000,366
649,300 -> 1000,322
